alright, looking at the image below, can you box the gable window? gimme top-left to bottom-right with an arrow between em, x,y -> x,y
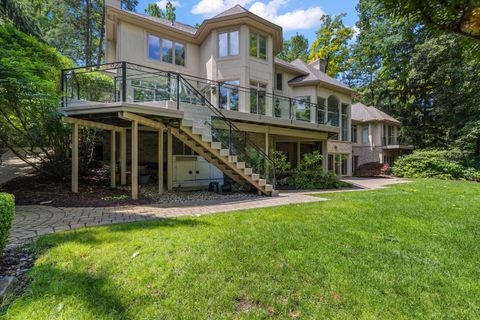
275,73 -> 283,91
147,34 -> 185,66
218,30 -> 239,57
250,31 -> 267,60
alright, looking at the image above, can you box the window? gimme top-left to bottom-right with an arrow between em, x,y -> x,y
294,96 -> 311,122
327,96 -> 339,127
352,155 -> 359,172
162,39 -> 173,63
147,34 -> 185,66
219,80 -> 239,111
351,125 -> 358,143
250,81 -> 267,115
341,155 -> 348,175
341,103 -> 349,141
275,73 -> 283,91
250,31 -> 267,60
328,154 -> 334,171
317,97 -> 326,124
218,30 -> 239,57
362,126 -> 369,144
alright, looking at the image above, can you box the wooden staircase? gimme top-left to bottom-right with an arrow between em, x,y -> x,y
169,119 -> 276,196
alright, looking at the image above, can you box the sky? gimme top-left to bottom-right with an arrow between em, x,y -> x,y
136,0 -> 360,44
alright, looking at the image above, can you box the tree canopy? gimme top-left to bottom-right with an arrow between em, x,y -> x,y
277,33 -> 309,62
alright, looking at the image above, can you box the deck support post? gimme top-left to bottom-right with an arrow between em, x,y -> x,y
167,127 -> 173,191
322,140 -> 328,174
296,141 -> 301,167
158,129 -> 164,194
265,131 -> 270,179
72,123 -> 79,193
120,129 -> 127,185
110,130 -> 116,188
131,120 -> 138,200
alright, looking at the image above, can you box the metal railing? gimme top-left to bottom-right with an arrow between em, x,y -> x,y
61,62 -> 278,187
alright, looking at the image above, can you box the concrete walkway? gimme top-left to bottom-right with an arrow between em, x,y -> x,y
7,177 -> 408,248
0,150 -> 37,186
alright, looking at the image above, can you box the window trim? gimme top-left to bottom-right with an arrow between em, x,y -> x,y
146,33 -> 186,67
218,29 -> 240,58
275,73 -> 283,91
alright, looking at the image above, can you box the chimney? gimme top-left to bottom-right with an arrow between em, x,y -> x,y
309,58 -> 327,73
105,0 -> 121,9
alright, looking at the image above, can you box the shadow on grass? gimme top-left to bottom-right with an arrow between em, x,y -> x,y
33,217 -> 210,250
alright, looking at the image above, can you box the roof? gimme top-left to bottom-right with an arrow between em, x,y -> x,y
351,103 -> 400,124
213,5 -> 249,18
287,59 -> 356,94
274,57 -> 308,74
118,10 -> 198,35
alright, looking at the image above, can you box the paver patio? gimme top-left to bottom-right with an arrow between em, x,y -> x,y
6,177 -> 409,248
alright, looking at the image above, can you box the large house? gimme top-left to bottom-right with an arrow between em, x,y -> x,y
61,0 -> 360,199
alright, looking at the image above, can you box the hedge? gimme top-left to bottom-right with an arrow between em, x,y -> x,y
0,193 -> 15,253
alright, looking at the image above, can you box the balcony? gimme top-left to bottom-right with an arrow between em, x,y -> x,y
382,136 -> 414,149
61,62 -> 340,131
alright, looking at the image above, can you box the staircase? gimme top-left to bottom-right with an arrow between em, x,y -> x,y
171,76 -> 277,196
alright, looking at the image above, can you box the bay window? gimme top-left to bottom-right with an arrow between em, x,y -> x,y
220,80 -> 239,111
250,81 -> 267,115
218,30 -> 239,57
147,34 -> 185,66
250,31 -> 267,60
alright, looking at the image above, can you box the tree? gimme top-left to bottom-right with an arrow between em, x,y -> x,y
0,0 -> 42,37
380,0 -> 480,41
145,3 -> 164,18
309,14 -> 355,77
277,33 -> 309,62
165,1 -> 176,23
26,0 -> 138,65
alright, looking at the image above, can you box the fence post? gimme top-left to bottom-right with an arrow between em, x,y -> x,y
228,122 -> 232,155
121,61 -> 127,103
218,82 -> 221,109
289,98 -> 293,120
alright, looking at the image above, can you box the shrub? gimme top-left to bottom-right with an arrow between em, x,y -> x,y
392,149 -> 478,180
0,193 -> 15,253
355,162 -> 391,177
287,151 -> 344,189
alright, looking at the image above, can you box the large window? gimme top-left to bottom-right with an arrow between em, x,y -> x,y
148,34 -> 185,66
250,81 -> 267,115
218,30 -> 239,57
362,126 -> 369,144
220,80 -> 239,111
327,96 -> 339,127
317,97 -> 326,124
294,96 -> 311,122
250,31 -> 267,60
351,125 -> 358,143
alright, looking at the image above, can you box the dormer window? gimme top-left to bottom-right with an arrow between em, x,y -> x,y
218,30 -> 239,57
250,31 -> 267,60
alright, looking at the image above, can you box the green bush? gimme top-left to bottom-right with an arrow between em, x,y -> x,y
287,151 -> 344,189
0,193 -> 15,253
393,149 -> 480,181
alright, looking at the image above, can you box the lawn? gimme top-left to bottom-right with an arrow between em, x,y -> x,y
1,179 -> 479,319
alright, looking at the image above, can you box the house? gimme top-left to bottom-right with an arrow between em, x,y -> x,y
350,102 -> 413,172
61,0 -> 356,199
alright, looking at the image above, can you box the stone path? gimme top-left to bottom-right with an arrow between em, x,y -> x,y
7,177 -> 408,248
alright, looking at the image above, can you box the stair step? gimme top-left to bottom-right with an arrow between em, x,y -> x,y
243,168 -> 252,175
228,155 -> 238,163
192,126 -> 207,135
264,184 -> 273,192
210,142 -> 221,150
258,179 -> 266,187
220,149 -> 230,156
181,119 -> 194,127
251,173 -> 259,181
202,135 -> 212,142
236,162 -> 245,169
270,189 -> 279,196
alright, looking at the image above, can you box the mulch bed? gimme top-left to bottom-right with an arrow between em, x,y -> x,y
0,168 -> 155,207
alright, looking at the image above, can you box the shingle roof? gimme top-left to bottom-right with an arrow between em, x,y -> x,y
287,59 -> 355,93
213,5 -> 249,18
123,10 -> 198,35
351,103 -> 400,124
274,57 -> 308,74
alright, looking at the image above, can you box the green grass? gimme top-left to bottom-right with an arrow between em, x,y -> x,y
2,179 -> 480,319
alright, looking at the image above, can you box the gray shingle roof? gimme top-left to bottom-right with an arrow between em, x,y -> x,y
123,10 -> 198,35
212,5 -> 249,18
274,57 -> 308,74
351,102 -> 400,124
287,59 -> 355,93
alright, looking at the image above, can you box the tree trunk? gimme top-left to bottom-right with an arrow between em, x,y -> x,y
97,0 -> 106,65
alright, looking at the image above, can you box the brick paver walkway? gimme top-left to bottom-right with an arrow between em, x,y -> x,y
7,177 -> 409,248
